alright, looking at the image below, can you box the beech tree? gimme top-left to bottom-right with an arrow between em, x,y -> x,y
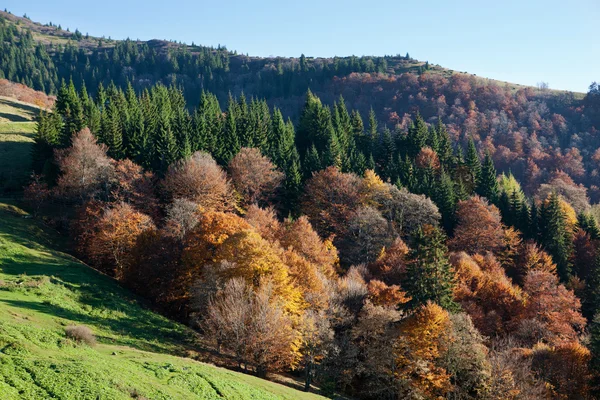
450,196 -> 505,255
520,270 -> 585,346
203,279 -> 297,377
394,302 -> 452,399
280,215 -> 338,278
302,166 -> 361,238
55,128 -> 113,200
298,310 -> 334,391
228,147 -> 284,206
162,151 -> 236,211
339,206 -> 393,266
86,202 -> 155,279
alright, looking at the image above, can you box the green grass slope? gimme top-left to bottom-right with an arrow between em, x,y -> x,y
0,97 -> 38,193
0,202 -> 324,400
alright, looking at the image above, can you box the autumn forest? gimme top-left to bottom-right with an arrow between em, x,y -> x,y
2,8 -> 600,400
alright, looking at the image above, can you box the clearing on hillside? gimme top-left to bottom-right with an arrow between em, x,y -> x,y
0,202 -> 325,399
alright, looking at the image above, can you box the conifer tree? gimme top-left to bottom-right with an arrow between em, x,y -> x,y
367,107 -> 378,153
324,131 -> 342,169
154,105 -> 178,172
477,151 -> 499,202
539,193 -> 573,281
351,151 -> 367,176
284,148 -> 303,215
103,100 -> 124,159
435,168 -> 457,233
426,125 -> 439,153
334,96 -> 353,154
367,153 -> 376,171
269,108 -> 287,166
436,119 -> 452,166
296,90 -> 323,152
579,213 -> 600,240
350,109 -> 365,147
303,144 -> 321,178
465,138 -> 481,192
584,256 -> 600,320
56,79 -> 85,147
219,99 -> 240,164
399,155 -> 416,192
518,201 -> 532,238
407,113 -> 428,156
237,93 -> 251,147
405,225 -> 457,311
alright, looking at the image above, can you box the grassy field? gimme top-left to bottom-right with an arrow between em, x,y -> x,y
0,201 -> 325,399
0,97 -> 38,194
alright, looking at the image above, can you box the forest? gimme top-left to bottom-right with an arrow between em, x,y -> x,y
3,8 -> 600,400
15,76 -> 598,399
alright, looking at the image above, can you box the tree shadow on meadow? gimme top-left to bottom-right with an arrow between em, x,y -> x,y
0,207 -> 198,356
0,97 -> 40,119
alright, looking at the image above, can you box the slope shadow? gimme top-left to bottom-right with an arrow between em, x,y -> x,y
0,141 -> 34,192
0,98 -> 40,119
0,112 -> 30,122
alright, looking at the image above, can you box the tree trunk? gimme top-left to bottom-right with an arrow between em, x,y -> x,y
304,362 -> 312,391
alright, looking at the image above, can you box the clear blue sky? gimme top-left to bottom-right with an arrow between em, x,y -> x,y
5,0 -> 598,92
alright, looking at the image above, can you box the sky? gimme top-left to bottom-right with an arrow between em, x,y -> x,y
4,0 -> 598,93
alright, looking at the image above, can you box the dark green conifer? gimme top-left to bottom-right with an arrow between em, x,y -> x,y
464,138 -> 481,192
405,225 -> 458,311
477,151 -> 499,202
539,192 -> 573,282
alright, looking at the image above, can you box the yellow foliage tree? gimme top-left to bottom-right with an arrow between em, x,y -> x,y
394,302 -> 452,399
215,230 -> 303,314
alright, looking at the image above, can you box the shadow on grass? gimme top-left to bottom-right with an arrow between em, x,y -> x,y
0,140 -> 34,192
0,98 -> 40,119
0,112 -> 30,122
0,297 -> 192,354
0,208 -> 198,356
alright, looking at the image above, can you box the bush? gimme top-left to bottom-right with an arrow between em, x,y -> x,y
65,325 -> 96,346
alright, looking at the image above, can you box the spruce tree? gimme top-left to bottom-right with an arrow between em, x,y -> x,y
303,144 -> 321,178
436,119 -> 452,166
584,256 -> 600,320
324,131 -> 342,169
104,100 -> 124,159
465,138 -> 481,193
284,149 -> 303,216
154,106 -> 178,172
219,99 -> 240,164
350,109 -> 365,148
539,193 -> 573,281
477,151 -> 499,203
407,113 -> 428,156
191,111 -> 208,153
399,155 -> 416,192
296,90 -> 323,152
435,168 -> 458,233
269,108 -> 287,166
405,225 -> 458,311
579,212 -> 600,240
173,107 -> 192,160
367,107 -> 378,153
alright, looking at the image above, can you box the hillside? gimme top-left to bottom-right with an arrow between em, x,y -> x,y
0,96 -> 38,194
3,9 -> 599,205
1,10 -> 571,113
0,201 -> 325,399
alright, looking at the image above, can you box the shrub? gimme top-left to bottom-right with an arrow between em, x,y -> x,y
65,325 -> 96,346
